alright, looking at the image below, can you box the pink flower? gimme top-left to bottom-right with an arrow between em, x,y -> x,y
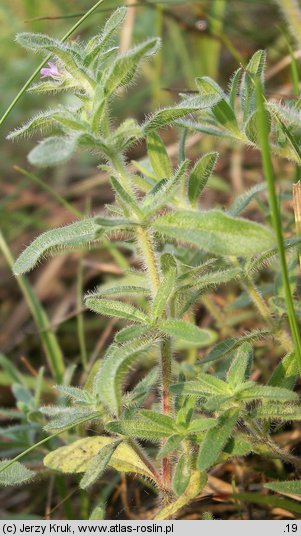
40,62 -> 60,80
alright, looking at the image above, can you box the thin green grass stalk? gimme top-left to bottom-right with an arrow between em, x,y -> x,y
256,80 -> 301,372
0,0 -> 106,128
206,0 -> 226,79
0,232 -> 65,382
14,166 -> 82,218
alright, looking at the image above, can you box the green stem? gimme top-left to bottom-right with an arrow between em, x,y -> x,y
0,232 -> 65,383
256,80 -> 301,372
110,158 -> 173,492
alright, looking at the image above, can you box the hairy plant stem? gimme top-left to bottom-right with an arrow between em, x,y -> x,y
109,156 -> 173,494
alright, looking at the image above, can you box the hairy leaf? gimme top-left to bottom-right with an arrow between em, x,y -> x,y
240,50 -> 266,123
268,352 -> 298,390
251,404 -> 301,421
80,440 -> 122,489
157,435 -> 182,460
171,375 -> 229,397
28,136 -> 78,167
44,436 -> 154,480
188,151 -> 218,206
153,210 -> 274,257
197,409 -> 239,470
265,480 -> 301,495
227,182 -> 266,217
93,337 -> 156,415
204,330 -> 269,364
238,385 -> 298,402
106,418 -> 171,439
147,132 -> 172,179
173,453 -> 191,495
85,298 -> 148,323
152,267 -> 176,319
160,320 -> 216,346
104,38 -> 160,95
227,342 -> 253,387
13,218 -> 104,275
0,461 -> 35,486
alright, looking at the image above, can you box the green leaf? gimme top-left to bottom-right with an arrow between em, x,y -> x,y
110,176 -> 143,218
44,436 -> 155,480
106,418 -> 171,439
114,325 -> 151,343
265,480 -> 301,495
28,136 -> 78,167
104,38 -> 160,95
227,342 -> 253,388
142,160 -> 190,215
157,435 -> 182,460
13,218 -> 104,275
55,385 -> 94,404
80,440 -> 122,489
196,77 -> 241,136
240,50 -> 266,123
41,407 -> 99,431
85,298 -> 148,323
171,374 -> 229,398
251,404 -> 301,421
173,454 -> 191,496
84,7 -> 127,65
188,151 -> 218,206
204,330 -> 269,364
7,110 -> 57,139
152,267 -> 176,319
0,461 -> 35,486
228,67 -> 242,109
268,352 -> 298,390
179,267 -> 242,295
143,103 -> 205,134
227,182 -> 266,217
197,409 -> 239,471
246,237 -> 301,274
187,418 -> 217,434
139,410 -> 176,432
238,385 -> 298,402
93,337 -> 156,415
88,285 -> 149,299
153,210 -> 275,257
147,132 -> 173,179
160,320 -> 216,347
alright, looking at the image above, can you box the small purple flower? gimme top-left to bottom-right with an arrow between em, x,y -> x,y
40,62 -> 60,80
